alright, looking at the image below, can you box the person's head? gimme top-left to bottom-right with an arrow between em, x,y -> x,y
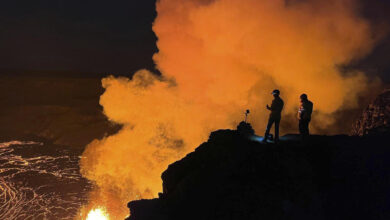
272,89 -> 280,97
300,93 -> 308,101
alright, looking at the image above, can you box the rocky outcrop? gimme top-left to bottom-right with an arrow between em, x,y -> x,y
127,127 -> 390,220
352,89 -> 390,136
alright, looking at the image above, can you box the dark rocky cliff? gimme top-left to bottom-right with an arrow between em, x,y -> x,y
127,127 -> 390,220
352,89 -> 390,136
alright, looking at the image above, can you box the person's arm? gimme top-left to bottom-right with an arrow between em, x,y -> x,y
308,102 -> 313,115
267,100 -> 275,111
298,104 -> 305,119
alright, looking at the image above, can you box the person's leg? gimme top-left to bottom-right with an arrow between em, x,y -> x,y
300,120 -> 309,142
299,120 -> 304,135
274,118 -> 280,142
264,117 -> 274,141
303,120 -> 310,136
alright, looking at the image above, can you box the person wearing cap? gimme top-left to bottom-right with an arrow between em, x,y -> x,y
298,93 -> 313,140
263,89 -> 284,143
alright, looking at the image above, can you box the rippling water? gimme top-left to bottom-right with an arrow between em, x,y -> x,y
0,141 -> 93,220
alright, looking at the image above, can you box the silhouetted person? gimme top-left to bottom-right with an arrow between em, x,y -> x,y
298,94 -> 313,140
263,89 -> 284,143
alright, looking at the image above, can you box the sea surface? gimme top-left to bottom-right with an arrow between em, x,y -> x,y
0,140 -> 92,220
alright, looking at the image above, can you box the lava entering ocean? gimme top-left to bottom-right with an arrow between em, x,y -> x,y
80,0 -> 383,218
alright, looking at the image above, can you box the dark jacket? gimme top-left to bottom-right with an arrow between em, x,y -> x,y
269,97 -> 284,119
299,100 -> 313,121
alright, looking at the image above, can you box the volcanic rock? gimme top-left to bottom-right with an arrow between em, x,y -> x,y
236,121 -> 255,136
352,89 -> 390,136
127,129 -> 390,220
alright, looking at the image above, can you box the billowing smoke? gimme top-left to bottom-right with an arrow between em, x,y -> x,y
80,0 -> 381,218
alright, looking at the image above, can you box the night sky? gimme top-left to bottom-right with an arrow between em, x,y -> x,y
0,0 -> 388,81
0,0 -> 157,77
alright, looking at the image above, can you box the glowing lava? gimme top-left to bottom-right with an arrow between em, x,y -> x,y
86,208 -> 110,220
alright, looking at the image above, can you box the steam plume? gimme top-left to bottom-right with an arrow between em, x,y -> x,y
80,0 -> 381,218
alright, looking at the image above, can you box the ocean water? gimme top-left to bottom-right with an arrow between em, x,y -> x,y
0,141 -> 93,220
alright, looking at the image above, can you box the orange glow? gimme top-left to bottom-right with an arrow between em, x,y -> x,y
80,0 -> 381,218
85,208 -> 109,220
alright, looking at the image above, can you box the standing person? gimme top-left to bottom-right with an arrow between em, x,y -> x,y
263,89 -> 284,143
298,94 -> 313,140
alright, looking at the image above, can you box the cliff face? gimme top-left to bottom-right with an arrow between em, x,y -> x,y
352,89 -> 390,136
127,128 -> 390,220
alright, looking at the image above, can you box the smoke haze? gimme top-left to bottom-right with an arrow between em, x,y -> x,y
80,0 -> 382,218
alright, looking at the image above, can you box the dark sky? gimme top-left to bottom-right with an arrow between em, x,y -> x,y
0,0 -> 157,77
0,0 -> 389,81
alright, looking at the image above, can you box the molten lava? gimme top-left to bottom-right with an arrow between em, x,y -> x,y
86,208 -> 109,220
